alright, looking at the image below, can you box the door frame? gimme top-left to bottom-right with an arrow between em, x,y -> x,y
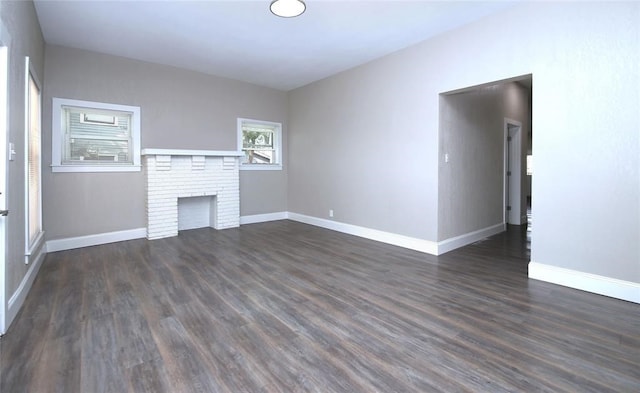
504,118 -> 523,225
0,21 -> 10,335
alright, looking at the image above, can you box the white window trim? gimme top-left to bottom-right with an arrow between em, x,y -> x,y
51,97 -> 141,173
237,117 -> 283,171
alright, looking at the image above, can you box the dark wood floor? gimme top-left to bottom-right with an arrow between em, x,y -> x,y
1,220 -> 638,392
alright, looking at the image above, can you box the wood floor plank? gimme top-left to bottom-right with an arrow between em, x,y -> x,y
152,316 -> 225,393
126,358 -> 172,393
1,221 -> 639,392
80,312 -> 129,393
27,333 -> 81,393
172,302 -> 265,393
49,250 -> 85,340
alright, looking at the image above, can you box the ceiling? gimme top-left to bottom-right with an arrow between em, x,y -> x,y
33,1 -> 517,91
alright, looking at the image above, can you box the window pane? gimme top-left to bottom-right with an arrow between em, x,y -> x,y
238,118 -> 282,170
28,72 -> 41,246
242,149 -> 275,164
243,130 -> 273,149
68,138 -> 129,162
63,106 -> 132,164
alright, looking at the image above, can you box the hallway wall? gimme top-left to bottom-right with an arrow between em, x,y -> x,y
438,81 -> 530,241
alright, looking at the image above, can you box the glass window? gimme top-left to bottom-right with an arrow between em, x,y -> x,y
62,106 -> 133,164
52,98 -> 141,172
26,58 -> 43,254
238,118 -> 282,170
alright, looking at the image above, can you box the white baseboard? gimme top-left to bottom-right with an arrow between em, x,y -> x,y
240,211 -> 288,225
46,227 -> 147,253
529,262 -> 640,304
4,244 -> 46,334
287,214 -> 507,256
287,212 -> 438,255
436,223 -> 506,255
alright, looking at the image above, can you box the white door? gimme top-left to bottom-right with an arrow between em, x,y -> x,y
505,119 -> 522,225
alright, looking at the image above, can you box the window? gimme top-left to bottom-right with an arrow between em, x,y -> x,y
25,57 -> 43,255
237,118 -> 282,170
52,98 -> 141,172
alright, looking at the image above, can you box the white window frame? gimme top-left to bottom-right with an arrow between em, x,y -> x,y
25,57 -> 44,258
51,97 -> 141,172
237,118 -> 282,171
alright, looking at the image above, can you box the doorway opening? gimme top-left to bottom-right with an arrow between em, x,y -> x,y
504,118 -> 523,225
437,74 -> 532,258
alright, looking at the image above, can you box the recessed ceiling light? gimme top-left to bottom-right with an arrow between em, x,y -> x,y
270,0 -> 306,18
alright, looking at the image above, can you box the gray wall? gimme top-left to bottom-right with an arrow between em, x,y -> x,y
42,45 -> 288,240
439,82 -> 530,240
289,2 -> 639,283
0,1 -> 45,306
288,53 -> 439,240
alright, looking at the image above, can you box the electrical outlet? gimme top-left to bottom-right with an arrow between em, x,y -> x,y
329,209 -> 334,218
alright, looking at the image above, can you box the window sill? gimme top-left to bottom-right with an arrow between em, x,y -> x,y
51,164 -> 142,173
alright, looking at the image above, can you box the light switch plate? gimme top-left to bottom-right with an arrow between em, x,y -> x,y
8,142 -> 15,161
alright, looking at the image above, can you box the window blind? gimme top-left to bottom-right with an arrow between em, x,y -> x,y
62,106 -> 132,163
27,72 -> 41,247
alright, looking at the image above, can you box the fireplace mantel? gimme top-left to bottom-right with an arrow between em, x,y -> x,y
141,148 -> 244,157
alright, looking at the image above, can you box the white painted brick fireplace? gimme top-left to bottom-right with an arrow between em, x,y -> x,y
142,149 -> 243,240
